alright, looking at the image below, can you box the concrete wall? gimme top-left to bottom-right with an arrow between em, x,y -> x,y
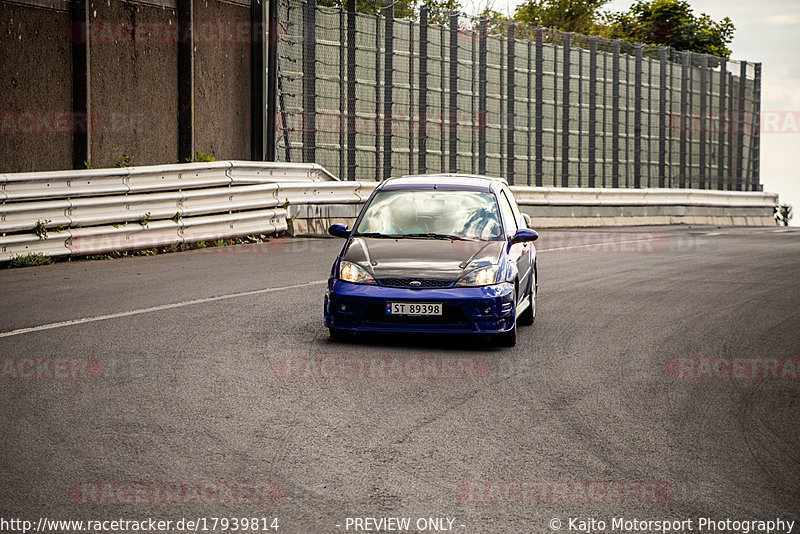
0,2 -> 73,171
286,200 -> 778,236
89,0 -> 179,167
0,0 -> 252,171
194,0 -> 251,160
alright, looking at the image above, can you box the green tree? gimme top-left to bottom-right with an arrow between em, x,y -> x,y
474,8 -> 513,36
422,0 -> 461,25
513,0 -> 609,34
318,0 -> 459,22
604,0 -> 734,58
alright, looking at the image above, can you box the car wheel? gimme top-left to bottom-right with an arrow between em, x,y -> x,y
328,328 -> 351,341
495,288 -> 518,347
495,323 -> 517,347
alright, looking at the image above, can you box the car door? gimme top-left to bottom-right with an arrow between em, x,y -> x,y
498,188 -> 532,301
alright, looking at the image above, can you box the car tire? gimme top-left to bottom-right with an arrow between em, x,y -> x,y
518,279 -> 536,326
495,286 -> 518,347
495,323 -> 517,347
328,328 -> 351,341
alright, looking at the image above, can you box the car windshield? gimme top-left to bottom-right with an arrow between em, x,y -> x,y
354,189 -> 503,241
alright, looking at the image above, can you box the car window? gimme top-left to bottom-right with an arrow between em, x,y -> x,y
504,189 -> 527,229
498,191 -> 518,236
355,190 -> 503,240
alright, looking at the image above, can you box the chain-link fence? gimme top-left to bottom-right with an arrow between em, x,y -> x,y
273,0 -> 761,190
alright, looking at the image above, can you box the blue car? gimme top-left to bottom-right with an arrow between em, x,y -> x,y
323,174 -> 538,346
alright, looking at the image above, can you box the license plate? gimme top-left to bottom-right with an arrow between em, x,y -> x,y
386,302 -> 443,316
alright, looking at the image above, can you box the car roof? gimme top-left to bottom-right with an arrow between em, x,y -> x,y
380,174 -> 508,192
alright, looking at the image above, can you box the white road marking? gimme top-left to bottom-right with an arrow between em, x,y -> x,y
0,234 -> 726,338
0,280 -> 327,339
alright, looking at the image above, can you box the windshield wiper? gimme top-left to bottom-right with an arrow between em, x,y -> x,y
353,232 -> 395,238
401,233 -> 478,241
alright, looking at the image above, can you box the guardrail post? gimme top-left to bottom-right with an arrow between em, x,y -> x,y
698,54 -> 708,189
588,36 -> 597,188
506,23 -> 515,183
750,63 -> 762,191
611,40 -> 620,188
471,29 -> 477,174
727,69 -> 735,190
253,0 -> 268,161
449,11 -> 459,173
633,45 -> 642,188
658,47 -> 667,188
177,0 -> 194,163
717,59 -> 727,190
561,32 -> 571,187
376,11 -> 384,182
71,0 -> 91,169
527,40 -> 533,186
477,18 -> 487,175
418,7 -> 428,174
302,0 -> 317,163
408,18 -> 415,175
440,24 -> 447,172
383,4 -> 392,180
499,30 -> 505,176
679,51 -> 689,188
265,0 -> 276,161
346,0 -> 357,180
339,8 -> 346,179
735,60 -> 747,191
534,28 -> 543,186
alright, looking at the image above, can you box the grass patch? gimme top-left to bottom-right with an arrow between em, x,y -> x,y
77,233 -> 280,262
3,234 -> 282,268
7,253 -> 53,268
190,151 -> 217,162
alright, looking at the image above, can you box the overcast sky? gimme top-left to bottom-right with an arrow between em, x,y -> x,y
470,0 -> 800,223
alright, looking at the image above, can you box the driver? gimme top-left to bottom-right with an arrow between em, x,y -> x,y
387,197 -> 426,235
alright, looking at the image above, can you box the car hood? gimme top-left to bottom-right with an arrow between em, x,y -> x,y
342,237 -> 505,280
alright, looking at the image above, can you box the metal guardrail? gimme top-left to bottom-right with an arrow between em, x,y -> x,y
0,161 -> 365,262
510,187 -> 779,208
0,161 -> 338,202
0,162 -> 779,262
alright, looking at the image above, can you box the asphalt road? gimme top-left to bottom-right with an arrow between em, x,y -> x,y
1,226 -> 798,534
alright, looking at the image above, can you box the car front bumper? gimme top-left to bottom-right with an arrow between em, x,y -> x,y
324,279 -> 516,335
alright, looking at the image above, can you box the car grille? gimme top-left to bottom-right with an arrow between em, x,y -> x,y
379,278 -> 454,288
361,304 -> 469,325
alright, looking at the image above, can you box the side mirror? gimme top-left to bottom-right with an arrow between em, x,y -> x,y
328,224 -> 350,239
521,213 -> 532,228
510,228 -> 539,245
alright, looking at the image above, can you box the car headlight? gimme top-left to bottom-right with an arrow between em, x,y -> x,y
456,265 -> 500,287
339,260 -> 376,284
